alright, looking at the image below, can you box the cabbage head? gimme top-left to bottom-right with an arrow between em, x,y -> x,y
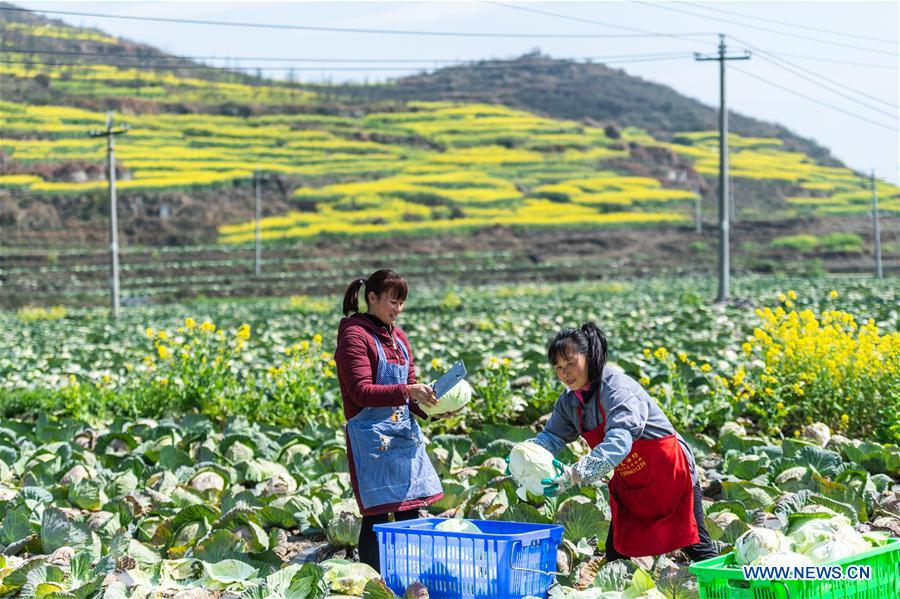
752,552 -> 814,567
802,525 -> 871,563
710,511 -> 741,529
421,379 -> 473,416
508,441 -> 557,500
719,422 -> 747,438
434,518 -> 482,534
320,559 -> 380,595
802,422 -> 831,447
788,519 -> 838,555
734,528 -> 793,565
326,500 -> 362,547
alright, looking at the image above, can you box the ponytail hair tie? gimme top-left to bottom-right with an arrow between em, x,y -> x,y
359,278 -> 366,285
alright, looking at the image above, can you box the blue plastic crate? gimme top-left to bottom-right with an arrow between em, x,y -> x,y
374,518 -> 564,599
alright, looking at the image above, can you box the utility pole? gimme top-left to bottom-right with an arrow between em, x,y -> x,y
694,183 -> 703,234
871,170 -> 882,279
255,170 -> 262,277
730,187 -> 736,224
89,112 -> 128,319
696,35 -> 751,303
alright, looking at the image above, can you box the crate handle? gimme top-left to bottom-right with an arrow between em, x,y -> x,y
508,540 -> 563,576
775,581 -> 791,599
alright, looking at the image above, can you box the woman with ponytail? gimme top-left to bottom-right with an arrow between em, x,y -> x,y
334,269 -> 444,571
526,322 -> 717,562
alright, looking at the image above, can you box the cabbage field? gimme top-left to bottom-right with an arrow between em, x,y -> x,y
0,275 -> 897,598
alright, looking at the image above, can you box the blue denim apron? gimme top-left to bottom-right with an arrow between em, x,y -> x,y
346,334 -> 442,511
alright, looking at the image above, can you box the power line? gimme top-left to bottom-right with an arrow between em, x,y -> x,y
485,1 -> 715,44
676,0 -> 899,45
726,38 -> 898,119
4,45 -> 895,72
0,54 -> 695,73
764,51 -> 897,71
0,5 -> 713,39
0,46 -> 693,64
730,65 -> 898,132
631,1 -> 899,57
729,36 -> 898,111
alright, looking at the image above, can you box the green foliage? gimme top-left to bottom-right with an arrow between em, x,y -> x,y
819,232 -> 863,253
770,234 -> 820,252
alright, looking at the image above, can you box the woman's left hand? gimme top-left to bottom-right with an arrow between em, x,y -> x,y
541,459 -> 580,497
407,383 -> 438,406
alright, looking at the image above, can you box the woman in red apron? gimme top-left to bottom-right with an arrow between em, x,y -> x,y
335,270 -> 444,571
532,323 -> 717,561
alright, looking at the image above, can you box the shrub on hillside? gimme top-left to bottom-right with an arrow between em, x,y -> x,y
770,234 -> 819,252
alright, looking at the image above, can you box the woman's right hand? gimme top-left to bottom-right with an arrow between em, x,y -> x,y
407,384 -> 438,406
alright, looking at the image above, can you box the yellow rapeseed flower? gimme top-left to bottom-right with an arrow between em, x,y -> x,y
145,327 -> 155,338
158,330 -> 168,341
787,290 -> 797,300
431,358 -> 443,369
642,348 -> 651,358
185,317 -> 197,329
653,347 -> 669,361
777,292 -> 787,302
201,320 -> 216,333
742,342 -> 753,355
313,333 -> 323,344
639,376 -> 651,387
237,324 -> 251,340
829,290 -> 839,299
700,363 -> 712,372
840,413 -> 849,426
156,344 -> 169,360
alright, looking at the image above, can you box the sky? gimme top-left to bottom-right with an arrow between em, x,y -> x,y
11,0 -> 900,183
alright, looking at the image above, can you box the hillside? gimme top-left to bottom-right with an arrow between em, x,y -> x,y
326,52 -> 841,166
0,3 -> 841,158
1,3 -> 897,306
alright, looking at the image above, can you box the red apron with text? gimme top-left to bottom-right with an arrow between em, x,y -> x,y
577,394 -> 699,557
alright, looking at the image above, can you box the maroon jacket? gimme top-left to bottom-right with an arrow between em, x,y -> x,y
335,312 -> 440,515
334,312 -> 428,421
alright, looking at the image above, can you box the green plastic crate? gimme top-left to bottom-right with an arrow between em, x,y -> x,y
689,538 -> 899,599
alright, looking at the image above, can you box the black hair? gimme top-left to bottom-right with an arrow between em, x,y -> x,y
546,322 -> 609,383
341,269 -> 409,316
